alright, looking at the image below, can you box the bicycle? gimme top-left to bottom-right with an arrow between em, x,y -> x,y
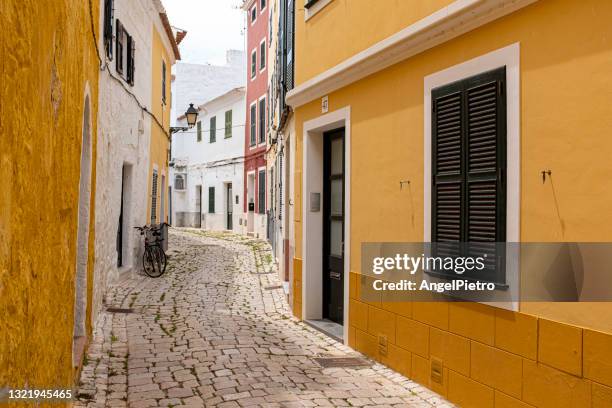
134,224 -> 168,278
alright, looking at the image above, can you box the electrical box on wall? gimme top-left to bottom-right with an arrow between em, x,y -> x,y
310,192 -> 321,212
431,358 -> 443,384
378,335 -> 388,357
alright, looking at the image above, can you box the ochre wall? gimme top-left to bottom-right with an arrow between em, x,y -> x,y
148,27 -> 172,224
0,0 -> 100,392
292,0 -> 612,406
295,0 -> 455,83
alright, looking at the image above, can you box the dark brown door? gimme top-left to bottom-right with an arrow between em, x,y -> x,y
323,128 -> 345,324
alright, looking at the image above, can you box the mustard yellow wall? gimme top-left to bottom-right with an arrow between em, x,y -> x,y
0,0 -> 99,392
147,27 -> 172,224
295,0 -> 454,83
293,0 -> 612,406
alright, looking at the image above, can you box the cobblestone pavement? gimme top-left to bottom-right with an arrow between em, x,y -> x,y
76,229 -> 451,407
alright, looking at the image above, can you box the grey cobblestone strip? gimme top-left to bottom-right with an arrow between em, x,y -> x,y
76,229 -> 451,407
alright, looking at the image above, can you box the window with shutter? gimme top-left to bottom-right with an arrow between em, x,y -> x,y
258,170 -> 266,214
209,117 -> 216,142
126,34 -> 135,85
260,40 -> 266,70
224,110 -> 232,138
196,121 -> 202,142
208,187 -> 215,213
251,50 -> 257,79
151,170 -> 158,224
285,0 -> 295,91
431,67 -> 506,284
279,150 -> 283,221
259,99 -> 266,144
103,0 -> 114,60
250,104 -> 257,146
162,60 -> 167,104
115,20 -> 124,75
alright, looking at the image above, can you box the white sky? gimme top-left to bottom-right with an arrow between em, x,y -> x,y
163,0 -> 246,66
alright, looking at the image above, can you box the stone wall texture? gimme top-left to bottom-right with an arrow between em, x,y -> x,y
0,0 -> 100,390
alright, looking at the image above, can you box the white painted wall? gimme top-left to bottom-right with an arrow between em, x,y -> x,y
170,88 -> 246,233
171,51 -> 246,126
93,0 -> 173,320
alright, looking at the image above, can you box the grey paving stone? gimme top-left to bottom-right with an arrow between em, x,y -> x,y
75,229 -> 450,407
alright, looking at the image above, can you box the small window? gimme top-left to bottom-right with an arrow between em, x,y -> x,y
259,98 -> 266,144
261,0 -> 266,10
224,110 -> 232,138
162,60 -> 167,104
258,170 -> 266,214
251,50 -> 257,79
196,121 -> 202,142
208,187 -> 215,213
251,5 -> 257,23
210,116 -> 216,143
250,104 -> 257,146
174,173 -> 186,190
260,40 -> 266,70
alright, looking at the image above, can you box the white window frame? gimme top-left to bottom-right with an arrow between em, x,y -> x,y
423,43 -> 521,312
260,0 -> 267,14
250,5 -> 257,25
305,0 -> 333,21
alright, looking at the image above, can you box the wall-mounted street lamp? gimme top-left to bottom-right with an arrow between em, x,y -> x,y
170,103 -> 199,134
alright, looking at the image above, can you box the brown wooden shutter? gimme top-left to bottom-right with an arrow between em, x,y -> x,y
126,34 -> 132,83
432,89 -> 463,242
103,0 -> 114,59
129,38 -> 135,85
431,67 -> 506,283
115,20 -> 123,74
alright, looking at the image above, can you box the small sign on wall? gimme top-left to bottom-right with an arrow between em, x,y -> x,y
321,95 -> 329,114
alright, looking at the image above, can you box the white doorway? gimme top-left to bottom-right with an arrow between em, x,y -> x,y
301,107 -> 351,344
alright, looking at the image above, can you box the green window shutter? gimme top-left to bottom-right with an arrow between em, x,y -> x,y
225,110 -> 232,138
208,187 -> 215,213
210,116 -> 216,143
250,105 -> 256,146
259,98 -> 266,144
431,67 -> 506,283
196,121 -> 202,142
258,170 -> 266,214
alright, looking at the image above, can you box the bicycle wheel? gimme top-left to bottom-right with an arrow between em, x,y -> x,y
143,246 -> 164,278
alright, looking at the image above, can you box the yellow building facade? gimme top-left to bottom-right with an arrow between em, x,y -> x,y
0,0 -> 100,390
147,17 -> 180,226
288,0 -> 612,406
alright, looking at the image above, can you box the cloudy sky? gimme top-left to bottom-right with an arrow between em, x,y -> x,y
163,0 -> 246,66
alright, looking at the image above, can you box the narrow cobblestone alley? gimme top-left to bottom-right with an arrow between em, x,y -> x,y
76,229 -> 450,408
